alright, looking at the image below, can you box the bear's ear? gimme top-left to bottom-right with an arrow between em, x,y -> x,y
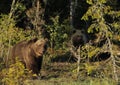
28,38 -> 38,44
34,38 -> 48,46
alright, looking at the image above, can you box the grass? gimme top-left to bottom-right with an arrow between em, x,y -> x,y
24,77 -> 117,85
23,61 -> 118,85
1,52 -> 120,85
0,60 -> 119,85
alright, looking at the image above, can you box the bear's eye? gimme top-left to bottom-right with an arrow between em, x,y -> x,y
38,44 -> 42,46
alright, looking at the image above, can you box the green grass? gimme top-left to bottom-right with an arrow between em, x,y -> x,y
24,78 -> 117,85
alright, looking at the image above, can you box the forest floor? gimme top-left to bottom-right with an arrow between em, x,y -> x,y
24,46 -> 120,85
25,61 -> 118,85
33,62 -> 78,85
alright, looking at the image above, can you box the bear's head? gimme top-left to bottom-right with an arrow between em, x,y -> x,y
71,29 -> 87,48
29,38 -> 48,57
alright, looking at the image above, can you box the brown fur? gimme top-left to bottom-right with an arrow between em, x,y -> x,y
9,38 -> 48,75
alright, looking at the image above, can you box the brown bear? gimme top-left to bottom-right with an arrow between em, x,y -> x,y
9,38 -> 48,75
71,29 -> 87,48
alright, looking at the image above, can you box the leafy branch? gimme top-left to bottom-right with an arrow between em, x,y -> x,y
82,0 -> 120,81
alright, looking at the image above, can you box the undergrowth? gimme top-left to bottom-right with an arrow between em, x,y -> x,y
1,58 -> 36,85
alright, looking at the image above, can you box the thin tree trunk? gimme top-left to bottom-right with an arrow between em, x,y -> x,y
34,0 -> 40,35
77,46 -> 81,79
70,0 -> 74,30
9,0 -> 16,19
6,0 -> 16,67
107,37 -> 118,82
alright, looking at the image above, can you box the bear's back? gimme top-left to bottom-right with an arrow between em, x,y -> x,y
10,40 -> 28,63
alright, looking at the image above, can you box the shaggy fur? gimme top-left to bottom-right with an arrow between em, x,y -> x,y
9,38 -> 48,74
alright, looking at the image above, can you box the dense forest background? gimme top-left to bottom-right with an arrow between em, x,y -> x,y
0,0 -> 120,85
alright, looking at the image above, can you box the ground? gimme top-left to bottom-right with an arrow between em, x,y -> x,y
24,61 -> 118,85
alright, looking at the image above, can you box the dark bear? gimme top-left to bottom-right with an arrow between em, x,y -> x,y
71,29 -> 87,48
9,38 -> 48,75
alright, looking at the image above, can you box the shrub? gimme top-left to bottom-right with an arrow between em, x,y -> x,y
1,58 -> 35,85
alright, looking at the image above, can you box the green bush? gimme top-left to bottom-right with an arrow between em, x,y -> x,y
0,14 -> 35,63
45,16 -> 70,50
1,58 -> 35,85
